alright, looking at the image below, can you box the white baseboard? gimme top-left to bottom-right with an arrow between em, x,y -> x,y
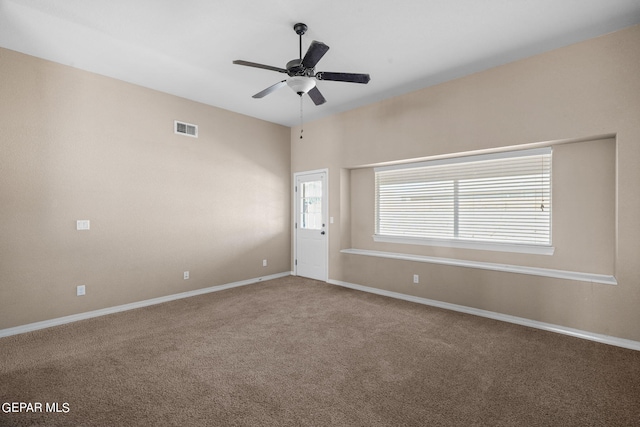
0,272 -> 292,339
5,272 -> 637,352
328,279 -> 640,352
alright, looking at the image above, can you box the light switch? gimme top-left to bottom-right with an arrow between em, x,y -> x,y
76,220 -> 90,231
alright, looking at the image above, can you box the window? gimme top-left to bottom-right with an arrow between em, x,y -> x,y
374,148 -> 552,253
300,180 -> 323,230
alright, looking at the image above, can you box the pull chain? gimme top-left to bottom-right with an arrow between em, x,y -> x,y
299,95 -> 304,139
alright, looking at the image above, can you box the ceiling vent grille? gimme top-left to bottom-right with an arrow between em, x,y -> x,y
174,120 -> 198,138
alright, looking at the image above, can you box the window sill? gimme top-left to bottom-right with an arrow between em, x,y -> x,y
341,248 -> 617,285
373,234 -> 555,256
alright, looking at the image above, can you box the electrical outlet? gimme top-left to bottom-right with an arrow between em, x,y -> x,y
262,259 -> 267,267
184,271 -> 189,280
77,285 -> 86,296
413,274 -> 419,284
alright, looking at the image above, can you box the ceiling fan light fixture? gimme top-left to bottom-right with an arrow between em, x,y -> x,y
287,76 -> 316,95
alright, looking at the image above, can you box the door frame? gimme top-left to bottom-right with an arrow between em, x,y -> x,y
293,168 -> 329,281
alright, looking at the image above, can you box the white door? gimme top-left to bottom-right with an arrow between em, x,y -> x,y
295,170 -> 328,281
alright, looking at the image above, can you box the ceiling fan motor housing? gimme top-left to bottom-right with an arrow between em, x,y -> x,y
286,59 -> 306,76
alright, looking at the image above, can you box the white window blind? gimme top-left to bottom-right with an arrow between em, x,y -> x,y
375,148 -> 552,248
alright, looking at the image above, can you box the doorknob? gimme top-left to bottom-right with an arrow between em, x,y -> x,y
321,231 -> 326,235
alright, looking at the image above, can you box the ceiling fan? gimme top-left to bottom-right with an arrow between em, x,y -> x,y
233,23 -> 370,106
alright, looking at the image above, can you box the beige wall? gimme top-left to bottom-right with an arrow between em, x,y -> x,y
291,25 -> 640,341
0,48 -> 291,329
2,25 -> 639,343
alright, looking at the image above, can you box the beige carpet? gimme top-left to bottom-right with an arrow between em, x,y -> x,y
1,276 -> 639,426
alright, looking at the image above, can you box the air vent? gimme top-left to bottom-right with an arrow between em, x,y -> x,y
174,120 -> 198,138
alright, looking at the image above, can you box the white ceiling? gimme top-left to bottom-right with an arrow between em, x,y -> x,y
1,0 -> 639,127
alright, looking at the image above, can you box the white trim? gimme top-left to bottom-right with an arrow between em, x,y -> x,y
352,134 -> 615,170
0,272 -> 292,339
327,279 -> 639,351
341,248 -> 617,285
373,235 -> 555,255
374,147 -> 552,172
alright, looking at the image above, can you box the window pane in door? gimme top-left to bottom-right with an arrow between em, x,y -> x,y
301,180 -> 322,230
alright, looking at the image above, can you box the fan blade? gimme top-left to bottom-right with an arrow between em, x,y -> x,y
316,72 -> 370,84
233,60 -> 287,74
302,41 -> 330,69
307,86 -> 326,106
252,80 -> 287,98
